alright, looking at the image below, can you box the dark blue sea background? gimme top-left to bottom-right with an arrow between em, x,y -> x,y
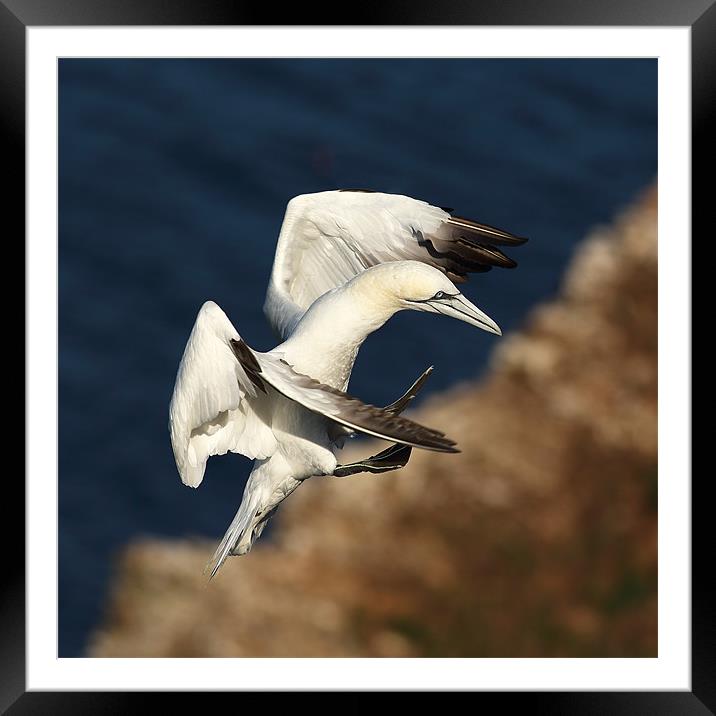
58,58 -> 657,656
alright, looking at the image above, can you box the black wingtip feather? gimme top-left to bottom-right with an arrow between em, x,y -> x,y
448,216 -> 529,246
453,238 -> 518,269
420,213 -> 528,277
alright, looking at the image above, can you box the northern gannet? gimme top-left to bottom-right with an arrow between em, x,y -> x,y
168,190 -> 527,577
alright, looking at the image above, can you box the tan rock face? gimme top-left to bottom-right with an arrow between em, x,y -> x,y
89,185 -> 658,658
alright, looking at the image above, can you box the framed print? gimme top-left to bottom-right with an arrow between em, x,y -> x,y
7,0 -> 704,711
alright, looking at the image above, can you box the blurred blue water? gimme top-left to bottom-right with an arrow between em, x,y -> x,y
58,59 -> 656,656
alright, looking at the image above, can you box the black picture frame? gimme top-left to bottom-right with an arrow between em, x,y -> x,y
5,1 -> 703,712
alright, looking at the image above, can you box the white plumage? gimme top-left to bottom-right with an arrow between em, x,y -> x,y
265,191 -> 451,338
168,190 -> 526,577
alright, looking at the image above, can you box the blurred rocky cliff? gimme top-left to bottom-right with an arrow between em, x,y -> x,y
89,185 -> 657,657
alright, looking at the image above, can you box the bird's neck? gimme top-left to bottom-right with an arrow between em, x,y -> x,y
276,274 -> 399,390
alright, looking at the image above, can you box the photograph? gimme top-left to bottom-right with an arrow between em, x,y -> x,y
57,57 -> 659,659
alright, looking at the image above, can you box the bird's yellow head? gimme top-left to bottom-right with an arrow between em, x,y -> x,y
350,261 -> 501,335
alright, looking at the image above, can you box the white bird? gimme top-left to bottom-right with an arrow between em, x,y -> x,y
169,190 -> 527,577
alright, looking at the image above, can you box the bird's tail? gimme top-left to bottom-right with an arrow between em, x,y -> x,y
205,488 -> 263,580
205,457 -> 300,579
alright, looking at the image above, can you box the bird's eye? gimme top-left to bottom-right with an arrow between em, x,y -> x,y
433,291 -> 445,300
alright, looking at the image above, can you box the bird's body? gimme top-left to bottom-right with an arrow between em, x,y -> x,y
169,191 -> 526,576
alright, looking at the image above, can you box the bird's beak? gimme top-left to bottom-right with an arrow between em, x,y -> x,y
428,294 -> 502,336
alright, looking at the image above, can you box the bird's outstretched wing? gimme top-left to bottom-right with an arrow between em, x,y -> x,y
233,343 -> 459,453
264,190 -> 527,338
168,301 -> 278,488
170,302 -> 456,490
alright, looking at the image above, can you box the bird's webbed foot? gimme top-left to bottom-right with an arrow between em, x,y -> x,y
330,366 -> 431,476
333,443 -> 413,477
